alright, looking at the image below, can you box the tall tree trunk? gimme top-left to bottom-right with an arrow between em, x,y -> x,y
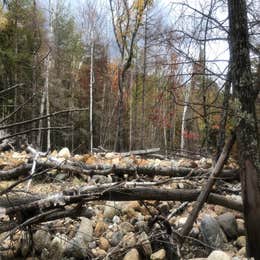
129,70 -> 133,151
38,0 -> 52,150
141,11 -> 148,149
31,0 -> 38,145
114,66 -> 125,152
180,85 -> 191,152
89,40 -> 94,153
228,0 -> 260,258
14,5 -> 18,132
134,55 -> 138,150
46,62 -> 51,150
37,79 -> 46,149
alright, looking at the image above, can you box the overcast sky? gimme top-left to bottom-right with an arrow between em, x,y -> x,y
38,0 -> 231,84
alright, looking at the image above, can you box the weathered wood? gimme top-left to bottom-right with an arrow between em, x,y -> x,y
0,185 -> 242,215
0,164 -> 32,180
119,148 -> 160,157
0,160 -> 239,180
0,206 -> 93,233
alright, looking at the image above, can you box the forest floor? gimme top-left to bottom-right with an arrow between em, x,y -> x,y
0,148 -> 247,259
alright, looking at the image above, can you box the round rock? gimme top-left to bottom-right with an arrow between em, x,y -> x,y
200,215 -> 227,248
207,250 -> 231,260
217,212 -> 238,239
123,248 -> 140,260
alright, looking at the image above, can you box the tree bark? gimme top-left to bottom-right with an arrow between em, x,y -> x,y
228,0 -> 260,257
0,187 -> 243,216
0,159 -> 239,181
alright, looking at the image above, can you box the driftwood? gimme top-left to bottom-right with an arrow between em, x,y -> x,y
180,133 -> 236,239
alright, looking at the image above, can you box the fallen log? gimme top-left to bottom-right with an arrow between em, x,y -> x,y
0,184 -> 243,215
119,148 -> 160,157
0,160 -> 239,181
113,165 -> 239,180
0,206 -> 93,233
0,164 -> 32,180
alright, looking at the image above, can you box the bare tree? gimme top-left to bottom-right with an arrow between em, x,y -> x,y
109,0 -> 150,151
37,0 -> 53,150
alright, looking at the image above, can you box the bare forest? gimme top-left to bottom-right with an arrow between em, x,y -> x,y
0,0 -> 259,259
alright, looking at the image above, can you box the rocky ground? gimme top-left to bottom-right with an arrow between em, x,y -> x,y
0,148 -> 248,259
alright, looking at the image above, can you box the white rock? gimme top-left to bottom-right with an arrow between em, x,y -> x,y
150,249 -> 166,260
57,147 -> 71,159
113,215 -> 121,224
207,250 -> 232,260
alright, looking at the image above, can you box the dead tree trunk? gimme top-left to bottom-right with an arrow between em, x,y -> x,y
180,133 -> 235,239
228,0 -> 260,258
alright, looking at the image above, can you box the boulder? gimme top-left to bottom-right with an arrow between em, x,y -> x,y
200,215 -> 227,248
207,250 -> 231,260
217,212 -> 238,239
57,147 -> 71,159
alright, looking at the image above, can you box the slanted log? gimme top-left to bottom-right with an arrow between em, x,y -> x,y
180,133 -> 236,239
